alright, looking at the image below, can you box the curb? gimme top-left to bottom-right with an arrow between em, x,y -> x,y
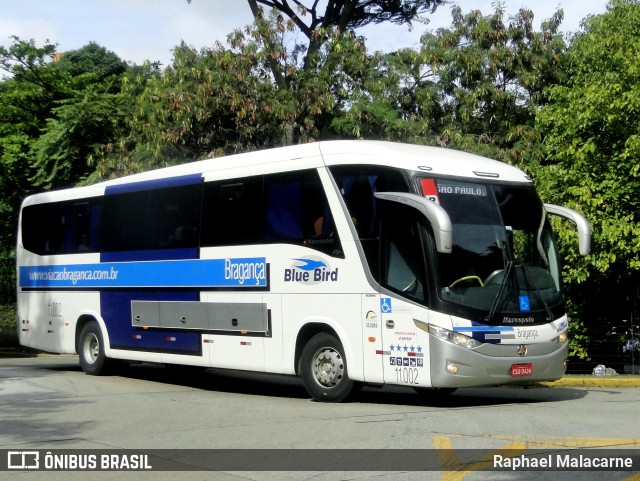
0,348 -> 42,359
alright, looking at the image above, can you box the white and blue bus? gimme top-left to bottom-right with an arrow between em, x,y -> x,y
16,141 -> 590,401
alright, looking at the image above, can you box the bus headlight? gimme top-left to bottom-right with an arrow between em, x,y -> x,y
423,324 -> 483,349
553,332 -> 568,344
446,362 -> 459,374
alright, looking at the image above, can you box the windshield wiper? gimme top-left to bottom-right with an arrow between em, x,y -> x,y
485,260 -> 513,324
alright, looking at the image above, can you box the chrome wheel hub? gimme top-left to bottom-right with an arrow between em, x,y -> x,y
312,347 -> 344,387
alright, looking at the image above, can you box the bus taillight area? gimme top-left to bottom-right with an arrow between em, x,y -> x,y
427,330 -> 569,388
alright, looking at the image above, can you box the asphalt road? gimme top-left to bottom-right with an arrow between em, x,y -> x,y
1,355 -> 639,481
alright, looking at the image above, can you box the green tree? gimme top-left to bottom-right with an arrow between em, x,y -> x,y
32,43 -> 131,188
0,38 -> 64,290
94,25 -> 368,175
0,38 -> 68,138
0,39 -> 131,189
248,0 -> 447,144
333,4 -> 567,158
244,0 -> 445,70
94,0 -> 447,176
0,39 -> 132,303
94,40 -> 285,176
180,0 -> 446,145
419,4 -> 565,164
33,89 -> 129,187
56,41 -> 128,83
536,0 -> 640,366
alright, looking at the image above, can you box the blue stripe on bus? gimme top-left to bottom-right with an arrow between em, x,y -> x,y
104,173 -> 202,195
453,325 -> 515,344
19,257 -> 268,289
101,290 -> 201,354
101,248 -> 198,263
452,326 -> 514,332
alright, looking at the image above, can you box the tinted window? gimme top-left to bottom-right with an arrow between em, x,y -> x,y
101,191 -> 147,251
328,165 -> 409,239
382,211 -> 427,304
202,170 -> 343,257
22,198 -> 101,254
149,185 -> 201,249
102,184 -> 202,252
23,169 -> 343,257
201,175 -> 263,246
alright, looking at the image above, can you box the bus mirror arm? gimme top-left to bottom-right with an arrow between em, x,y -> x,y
375,192 -> 453,254
544,204 -> 591,256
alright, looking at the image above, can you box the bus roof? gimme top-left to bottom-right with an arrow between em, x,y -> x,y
24,141 -> 531,204
318,141 -> 531,183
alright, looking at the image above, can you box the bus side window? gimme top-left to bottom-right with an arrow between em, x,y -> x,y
201,176 -> 264,247
201,170 -> 343,257
22,199 -> 101,255
102,191 -> 148,252
265,170 -> 343,257
148,184 -> 201,249
380,211 -> 427,304
265,179 -> 303,242
328,165 -> 410,241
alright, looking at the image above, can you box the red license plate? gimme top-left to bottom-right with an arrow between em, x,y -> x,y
510,363 -> 533,377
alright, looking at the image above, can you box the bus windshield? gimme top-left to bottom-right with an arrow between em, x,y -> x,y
420,178 -> 563,325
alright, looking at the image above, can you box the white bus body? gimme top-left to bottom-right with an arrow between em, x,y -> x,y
16,141 -> 590,401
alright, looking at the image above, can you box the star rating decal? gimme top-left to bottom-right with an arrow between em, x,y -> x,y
389,344 -> 423,353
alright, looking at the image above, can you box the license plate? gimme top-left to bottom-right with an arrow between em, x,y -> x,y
510,363 -> 533,377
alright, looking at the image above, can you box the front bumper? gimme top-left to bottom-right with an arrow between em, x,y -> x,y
429,335 -> 568,388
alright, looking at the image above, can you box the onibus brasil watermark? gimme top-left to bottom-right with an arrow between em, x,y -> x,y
3,449 -> 638,472
6,451 -> 151,471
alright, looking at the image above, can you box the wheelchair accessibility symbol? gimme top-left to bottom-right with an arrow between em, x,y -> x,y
381,298 -> 392,313
519,295 -> 531,312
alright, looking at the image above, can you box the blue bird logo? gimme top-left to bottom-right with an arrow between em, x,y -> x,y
292,258 -> 327,271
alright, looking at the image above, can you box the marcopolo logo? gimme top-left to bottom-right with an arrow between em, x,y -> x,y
283,257 -> 339,284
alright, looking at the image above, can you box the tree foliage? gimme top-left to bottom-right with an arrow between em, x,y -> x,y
537,0 -> 640,283
249,0 -> 445,31
334,5 -> 566,160
534,0 -> 640,358
3,2 -> 640,366
183,0 -> 445,145
421,4 -> 565,164
245,0 -> 444,69
94,42 -> 282,176
0,38 -> 132,298
56,41 -> 128,83
95,11 -> 375,173
0,39 -> 131,189
0,38 -> 64,268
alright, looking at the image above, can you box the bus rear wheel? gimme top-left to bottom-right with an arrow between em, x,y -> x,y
78,321 -> 110,375
300,333 -> 353,402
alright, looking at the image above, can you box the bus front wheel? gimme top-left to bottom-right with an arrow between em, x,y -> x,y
78,321 -> 110,375
300,333 -> 353,402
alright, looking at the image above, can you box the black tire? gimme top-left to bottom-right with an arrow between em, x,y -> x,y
78,321 -> 110,375
299,332 -> 353,402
